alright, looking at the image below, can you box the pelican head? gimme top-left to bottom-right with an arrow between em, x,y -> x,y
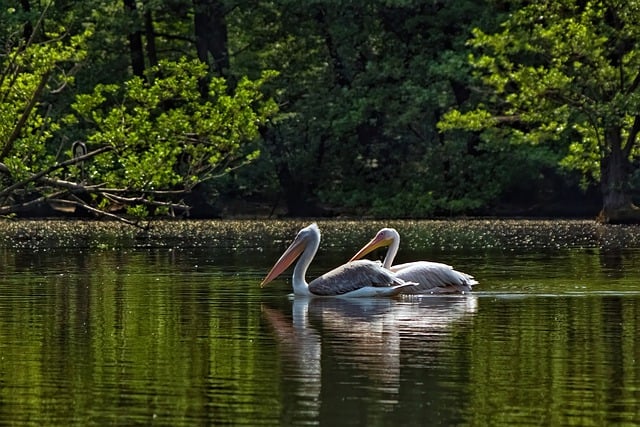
349,228 -> 397,262
260,223 -> 320,287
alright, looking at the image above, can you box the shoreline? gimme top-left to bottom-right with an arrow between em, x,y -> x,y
1,217 -> 638,250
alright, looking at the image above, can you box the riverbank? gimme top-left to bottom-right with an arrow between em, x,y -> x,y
1,217 -> 639,250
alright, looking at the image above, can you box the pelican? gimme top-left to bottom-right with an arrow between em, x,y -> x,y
349,228 -> 478,294
260,223 -> 418,297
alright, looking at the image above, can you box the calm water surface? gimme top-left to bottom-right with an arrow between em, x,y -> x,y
0,219 -> 639,426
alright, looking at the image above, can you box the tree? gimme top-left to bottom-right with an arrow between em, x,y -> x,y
5,0 -> 606,221
193,0 -> 229,78
227,0 -> 559,218
0,4 -> 277,225
440,0 -> 640,223
0,8 -> 91,213
68,59 -> 277,220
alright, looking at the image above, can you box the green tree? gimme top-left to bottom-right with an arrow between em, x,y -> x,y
440,0 -> 640,223
0,6 -> 91,214
229,0 -> 543,217
0,3 -> 276,225
69,59 -> 276,219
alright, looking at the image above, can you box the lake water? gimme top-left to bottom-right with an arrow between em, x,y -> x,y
0,219 -> 639,426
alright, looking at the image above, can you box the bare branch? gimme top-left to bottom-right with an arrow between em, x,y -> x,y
0,190 -> 66,215
626,70 -> 640,95
0,70 -> 52,160
102,192 -> 190,212
93,187 -> 187,195
37,176 -> 103,192
54,195 -> 148,229
0,145 -> 113,198
50,63 -> 83,94
493,115 -> 522,124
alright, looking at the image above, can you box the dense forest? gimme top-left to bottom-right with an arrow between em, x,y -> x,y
1,0 -> 639,225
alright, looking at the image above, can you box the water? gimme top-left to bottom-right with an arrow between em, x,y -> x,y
0,219 -> 639,426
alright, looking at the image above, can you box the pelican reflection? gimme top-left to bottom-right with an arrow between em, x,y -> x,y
262,295 -> 478,422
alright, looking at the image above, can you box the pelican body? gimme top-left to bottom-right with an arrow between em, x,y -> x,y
350,228 -> 478,294
261,224 -> 417,297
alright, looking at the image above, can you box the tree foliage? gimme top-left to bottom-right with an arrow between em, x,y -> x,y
2,0 -> 637,222
69,59 -> 276,216
228,0 -> 525,217
1,22 -> 90,172
0,1 -> 275,225
440,0 -> 640,221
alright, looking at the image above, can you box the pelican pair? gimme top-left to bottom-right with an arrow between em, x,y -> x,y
260,223 -> 477,297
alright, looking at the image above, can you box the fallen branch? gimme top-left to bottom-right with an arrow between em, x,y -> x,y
52,195 -> 148,229
0,143 -> 199,225
0,190 -> 67,215
35,175 -> 191,216
102,192 -> 190,212
0,144 -> 113,199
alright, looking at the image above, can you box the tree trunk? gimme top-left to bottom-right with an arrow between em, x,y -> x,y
123,0 -> 145,77
599,127 -> 640,223
313,6 -> 350,88
144,9 -> 158,68
193,0 -> 229,78
261,127 -> 326,216
19,0 -> 33,41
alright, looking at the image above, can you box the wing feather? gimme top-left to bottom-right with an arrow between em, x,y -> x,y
392,261 -> 478,294
308,260 -> 409,296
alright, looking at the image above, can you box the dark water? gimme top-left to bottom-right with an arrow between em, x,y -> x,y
0,219 -> 639,426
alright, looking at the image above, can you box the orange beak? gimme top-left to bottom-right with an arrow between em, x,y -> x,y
349,232 -> 392,262
260,235 -> 306,287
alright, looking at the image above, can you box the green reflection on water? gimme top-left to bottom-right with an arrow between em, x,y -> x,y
0,220 -> 638,426
0,249 -> 280,425
466,295 -> 640,427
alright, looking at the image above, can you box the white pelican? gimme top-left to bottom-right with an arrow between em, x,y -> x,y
349,228 -> 478,294
260,223 -> 418,297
